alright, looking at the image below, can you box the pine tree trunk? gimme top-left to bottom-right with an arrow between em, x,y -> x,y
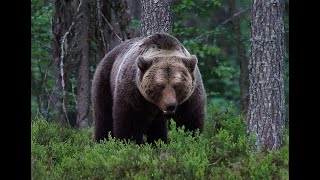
127,0 -> 141,37
50,0 -> 68,124
247,0 -> 285,150
51,37 -> 65,123
227,0 -> 249,116
76,0 -> 90,128
114,0 -> 132,40
96,0 -> 111,60
141,0 -> 172,37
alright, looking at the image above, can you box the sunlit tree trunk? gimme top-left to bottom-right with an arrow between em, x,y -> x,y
141,0 -> 172,36
247,0 -> 285,150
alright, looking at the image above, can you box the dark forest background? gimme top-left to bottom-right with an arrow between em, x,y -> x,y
31,0 -> 289,126
31,0 -> 289,178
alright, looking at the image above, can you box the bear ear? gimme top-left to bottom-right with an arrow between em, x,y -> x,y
137,56 -> 152,73
182,55 -> 198,72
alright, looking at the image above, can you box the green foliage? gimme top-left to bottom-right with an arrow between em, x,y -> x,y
172,0 -> 289,115
172,0 -> 244,109
31,0 -> 53,119
130,19 -> 141,28
31,0 -> 52,42
32,105 -> 288,179
31,0 -> 289,123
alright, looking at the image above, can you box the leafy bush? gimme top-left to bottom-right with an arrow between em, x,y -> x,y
32,104 -> 288,179
172,0 -> 244,109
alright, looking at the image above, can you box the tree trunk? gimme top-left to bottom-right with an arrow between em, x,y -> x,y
75,0 -> 90,128
50,0 -> 68,124
247,0 -> 285,150
51,41 -> 65,123
128,0 -> 141,20
127,0 -> 141,37
50,0 -> 115,126
114,0 -> 132,40
227,0 -> 249,116
96,0 -> 111,60
141,0 -> 172,37
31,70 -> 42,116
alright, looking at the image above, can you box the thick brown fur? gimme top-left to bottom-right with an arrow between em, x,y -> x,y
92,33 -> 206,144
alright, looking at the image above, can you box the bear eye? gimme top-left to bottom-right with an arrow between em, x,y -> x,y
158,84 -> 165,89
173,84 -> 180,90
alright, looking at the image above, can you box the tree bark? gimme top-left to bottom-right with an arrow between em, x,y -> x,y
247,0 -> 285,150
96,0 -> 111,60
127,0 -> 141,37
75,0 -> 90,128
227,0 -> 249,116
31,70 -> 42,116
141,0 -> 172,37
50,0 -> 69,124
114,0 -> 132,40
127,0 -> 141,20
49,0 -> 116,126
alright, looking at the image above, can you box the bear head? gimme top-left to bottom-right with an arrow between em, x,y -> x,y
136,55 -> 198,114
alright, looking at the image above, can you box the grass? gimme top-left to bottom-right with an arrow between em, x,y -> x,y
31,104 -> 288,179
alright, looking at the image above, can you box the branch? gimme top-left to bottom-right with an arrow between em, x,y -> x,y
37,60 -> 45,116
190,7 -> 251,43
96,0 -> 107,52
208,157 -> 222,166
60,0 -> 83,124
71,78 -> 78,108
221,7 -> 251,26
114,0 -> 132,40
46,79 -> 58,119
99,11 -> 123,42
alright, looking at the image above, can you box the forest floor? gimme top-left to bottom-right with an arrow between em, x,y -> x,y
32,104 -> 288,179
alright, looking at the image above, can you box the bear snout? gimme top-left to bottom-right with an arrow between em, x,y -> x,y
162,102 -> 177,114
160,86 -> 177,114
166,103 -> 177,112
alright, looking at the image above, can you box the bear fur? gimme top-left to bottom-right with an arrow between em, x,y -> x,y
92,33 -> 206,144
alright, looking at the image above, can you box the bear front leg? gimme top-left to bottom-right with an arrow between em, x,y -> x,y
146,114 -> 168,144
175,88 -> 206,134
112,99 -> 149,144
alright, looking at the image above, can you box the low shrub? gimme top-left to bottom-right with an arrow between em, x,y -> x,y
31,104 -> 288,179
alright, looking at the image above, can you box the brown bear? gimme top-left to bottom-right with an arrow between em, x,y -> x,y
92,33 -> 206,144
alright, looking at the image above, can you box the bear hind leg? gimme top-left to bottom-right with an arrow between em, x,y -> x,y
92,69 -> 114,142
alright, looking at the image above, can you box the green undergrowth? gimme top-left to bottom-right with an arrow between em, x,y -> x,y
32,104 -> 288,179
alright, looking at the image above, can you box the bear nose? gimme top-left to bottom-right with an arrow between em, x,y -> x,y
166,103 -> 177,112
